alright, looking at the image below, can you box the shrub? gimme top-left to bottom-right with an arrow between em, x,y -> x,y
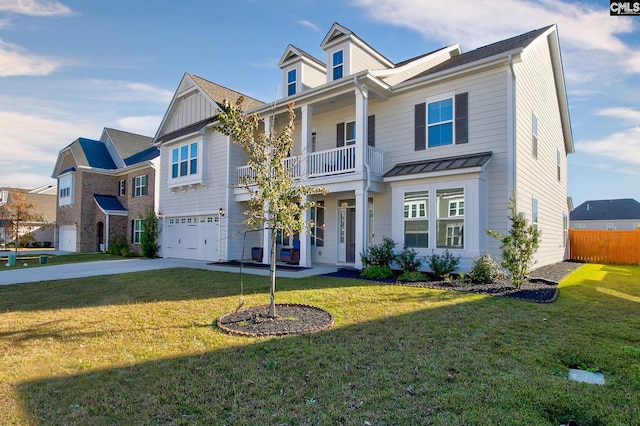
107,236 -> 129,256
427,249 -> 461,279
140,209 -> 159,258
397,270 -> 428,282
360,265 -> 394,280
467,253 -> 506,284
395,247 -> 424,273
361,237 -> 396,268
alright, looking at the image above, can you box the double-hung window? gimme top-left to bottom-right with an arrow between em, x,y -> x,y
171,142 -> 198,179
119,179 -> 126,196
415,92 -> 468,150
428,98 -> 454,147
132,219 -> 143,244
403,191 -> 429,248
287,69 -> 297,96
58,173 -> 74,206
532,113 -> 538,158
436,188 -> 464,248
134,175 -> 148,197
332,50 -> 343,80
532,197 -> 539,231
310,201 -> 325,247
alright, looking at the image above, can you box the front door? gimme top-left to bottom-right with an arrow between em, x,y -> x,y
337,200 -> 356,264
346,207 -> 356,263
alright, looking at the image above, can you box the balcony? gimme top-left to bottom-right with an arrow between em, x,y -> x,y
236,145 -> 384,185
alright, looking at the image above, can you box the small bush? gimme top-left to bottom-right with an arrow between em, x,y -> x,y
396,247 -> 424,273
467,253 -> 506,284
361,237 -> 396,268
427,249 -> 461,279
107,236 -> 129,256
398,270 -> 428,282
360,265 -> 394,280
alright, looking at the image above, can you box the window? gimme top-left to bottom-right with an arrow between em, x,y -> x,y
557,149 -> 561,181
132,219 -> 143,244
573,223 -> 586,229
311,131 -> 317,152
345,121 -> 356,145
134,175 -> 148,197
563,213 -> 568,248
404,191 -> 429,248
332,50 -> 343,80
436,188 -> 464,248
58,173 -> 74,206
287,69 -> 297,96
532,197 -> 539,231
119,179 -> 126,196
532,113 -> 538,158
310,201 -> 325,247
607,223 -> 615,230
415,93 -> 468,150
171,142 -> 198,179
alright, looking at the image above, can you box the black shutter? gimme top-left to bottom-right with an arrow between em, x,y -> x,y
143,174 -> 148,196
414,103 -> 426,151
131,220 -> 135,243
367,115 -> 375,147
336,122 -> 345,147
455,92 -> 468,144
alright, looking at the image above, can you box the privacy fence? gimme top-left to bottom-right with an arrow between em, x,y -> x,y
569,229 -> 640,265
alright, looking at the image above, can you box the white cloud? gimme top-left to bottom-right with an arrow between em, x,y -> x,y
578,126 -> 640,165
596,107 -> 640,122
85,79 -> 173,104
297,19 -> 319,32
115,115 -> 162,137
0,0 -> 73,16
0,39 -> 57,76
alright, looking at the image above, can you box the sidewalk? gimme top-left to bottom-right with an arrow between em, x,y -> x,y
0,257 -> 338,286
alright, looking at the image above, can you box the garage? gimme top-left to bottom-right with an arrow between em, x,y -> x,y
58,225 -> 77,252
164,215 -> 220,261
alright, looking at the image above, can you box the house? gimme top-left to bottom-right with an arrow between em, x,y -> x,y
154,23 -> 573,271
51,128 -> 159,254
0,185 -> 57,247
570,199 -> 640,230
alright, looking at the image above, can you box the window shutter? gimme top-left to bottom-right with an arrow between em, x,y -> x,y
131,220 -> 135,243
368,115 -> 375,147
455,92 -> 468,144
336,122 -> 345,147
143,174 -> 148,196
414,103 -> 426,151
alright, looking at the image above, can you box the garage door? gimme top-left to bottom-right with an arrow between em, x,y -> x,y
58,225 -> 77,252
165,215 -> 219,261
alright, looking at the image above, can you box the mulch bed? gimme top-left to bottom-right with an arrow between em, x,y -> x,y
216,261 -> 584,337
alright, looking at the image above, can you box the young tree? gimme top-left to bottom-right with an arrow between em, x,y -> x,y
140,207 -> 159,258
486,193 -> 541,289
216,97 -> 327,318
0,189 -> 46,255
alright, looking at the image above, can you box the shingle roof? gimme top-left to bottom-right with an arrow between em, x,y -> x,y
104,128 -> 153,160
570,199 -> 640,221
94,195 -> 127,213
124,145 -> 159,166
384,152 -> 492,179
189,74 -> 264,110
411,26 -> 552,79
155,116 -> 217,144
77,138 -> 117,169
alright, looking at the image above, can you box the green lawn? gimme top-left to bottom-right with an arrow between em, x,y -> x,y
0,252 -> 121,270
0,264 -> 638,425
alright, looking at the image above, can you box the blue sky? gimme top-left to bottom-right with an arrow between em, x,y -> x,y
0,0 -> 638,207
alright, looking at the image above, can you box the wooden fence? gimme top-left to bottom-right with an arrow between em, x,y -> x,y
569,229 -> 640,265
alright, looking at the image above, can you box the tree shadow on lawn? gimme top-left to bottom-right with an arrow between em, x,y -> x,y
14,278 -> 640,426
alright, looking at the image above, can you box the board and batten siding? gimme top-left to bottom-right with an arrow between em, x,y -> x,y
165,92 -> 218,135
513,34 -> 570,267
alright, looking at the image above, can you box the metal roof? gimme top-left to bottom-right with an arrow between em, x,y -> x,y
94,195 -> 127,213
384,152 -> 492,179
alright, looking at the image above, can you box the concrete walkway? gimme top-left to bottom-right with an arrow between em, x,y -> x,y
0,256 -> 338,286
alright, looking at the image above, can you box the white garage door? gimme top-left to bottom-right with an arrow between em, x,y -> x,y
165,215 -> 219,261
58,225 -> 77,252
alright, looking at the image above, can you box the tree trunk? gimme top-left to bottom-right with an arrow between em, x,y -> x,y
268,228 -> 277,318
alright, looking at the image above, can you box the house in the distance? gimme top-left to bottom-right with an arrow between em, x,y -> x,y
0,185 -> 57,247
51,128 -> 159,254
570,199 -> 640,230
154,22 -> 573,271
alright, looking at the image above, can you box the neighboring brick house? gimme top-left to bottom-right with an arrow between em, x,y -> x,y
51,128 -> 159,254
0,185 -> 57,247
570,199 -> 640,230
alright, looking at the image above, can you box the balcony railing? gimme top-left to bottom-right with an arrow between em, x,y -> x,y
236,145 -> 384,185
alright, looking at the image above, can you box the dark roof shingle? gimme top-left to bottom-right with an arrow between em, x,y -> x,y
570,199 -> 640,221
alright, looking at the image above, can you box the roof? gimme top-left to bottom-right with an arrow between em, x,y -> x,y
412,26 -> 552,79
94,195 -> 128,213
103,128 -> 153,160
384,152 -> 492,179
189,74 -> 263,110
77,138 -> 117,169
155,116 -> 217,144
570,199 -> 640,221
124,145 -> 159,166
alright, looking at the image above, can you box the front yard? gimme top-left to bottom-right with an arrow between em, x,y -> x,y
0,264 -> 638,425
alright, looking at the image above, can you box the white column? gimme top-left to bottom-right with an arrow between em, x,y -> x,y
300,105 -> 313,178
299,195 -> 311,267
354,187 -> 367,269
354,85 -> 368,173
105,214 -> 110,252
262,115 -> 273,265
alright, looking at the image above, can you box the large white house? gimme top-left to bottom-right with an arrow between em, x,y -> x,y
153,23 -> 573,271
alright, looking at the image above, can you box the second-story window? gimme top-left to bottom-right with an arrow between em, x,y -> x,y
287,69 -> 297,96
345,121 -> 356,145
171,142 -> 198,179
332,50 -> 343,80
134,175 -> 148,197
415,92 -> 468,150
119,179 -> 126,196
532,113 -> 538,158
428,97 -> 453,148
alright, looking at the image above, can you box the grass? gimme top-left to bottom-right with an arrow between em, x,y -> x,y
0,264 -> 638,425
0,252 -> 121,270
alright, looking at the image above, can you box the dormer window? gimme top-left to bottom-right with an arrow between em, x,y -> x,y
287,69 -> 297,96
332,50 -> 344,80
